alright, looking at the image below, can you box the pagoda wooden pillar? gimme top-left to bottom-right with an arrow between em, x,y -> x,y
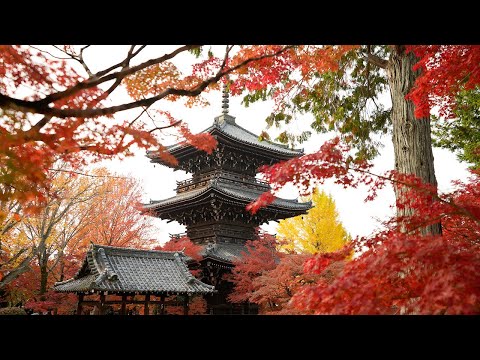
120,295 -> 127,315
99,293 -> 106,315
144,294 -> 150,315
183,295 -> 189,315
160,295 -> 165,315
76,293 -> 84,315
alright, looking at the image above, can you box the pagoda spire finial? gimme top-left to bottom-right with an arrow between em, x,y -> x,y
221,76 -> 230,115
214,75 -> 235,125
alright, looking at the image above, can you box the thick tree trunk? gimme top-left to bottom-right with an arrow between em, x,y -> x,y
387,46 -> 441,236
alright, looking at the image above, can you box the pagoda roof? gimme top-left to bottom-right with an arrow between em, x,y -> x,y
54,244 -> 215,295
144,178 -> 311,213
147,114 -> 303,164
201,242 -> 248,264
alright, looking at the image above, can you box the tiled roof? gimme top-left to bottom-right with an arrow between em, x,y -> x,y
201,242 -> 248,263
157,115 -> 303,157
54,244 -> 216,295
144,178 -> 311,212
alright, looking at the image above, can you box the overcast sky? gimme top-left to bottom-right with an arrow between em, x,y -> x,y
74,45 -> 471,245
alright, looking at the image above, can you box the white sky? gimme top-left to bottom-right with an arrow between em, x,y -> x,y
70,45 -> 470,245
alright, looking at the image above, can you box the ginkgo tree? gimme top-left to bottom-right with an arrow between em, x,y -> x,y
277,189 -> 350,254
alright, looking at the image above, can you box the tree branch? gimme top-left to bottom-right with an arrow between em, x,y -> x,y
365,53 -> 388,69
48,168 -> 127,179
148,120 -> 182,133
0,45 -> 294,119
34,45 -> 198,106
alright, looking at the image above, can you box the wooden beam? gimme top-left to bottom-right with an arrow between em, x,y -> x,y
144,294 -> 150,316
79,299 -> 176,305
76,293 -> 84,315
121,295 -> 127,315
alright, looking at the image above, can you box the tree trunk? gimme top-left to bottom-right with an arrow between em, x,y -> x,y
39,247 -> 48,297
387,46 -> 441,236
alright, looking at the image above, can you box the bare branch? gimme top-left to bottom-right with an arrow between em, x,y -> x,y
48,168 -> 127,179
28,46 -> 71,60
95,45 -> 147,78
149,120 -> 182,133
51,45 -> 94,77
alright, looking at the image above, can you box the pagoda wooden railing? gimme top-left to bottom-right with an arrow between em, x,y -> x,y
176,171 -> 270,193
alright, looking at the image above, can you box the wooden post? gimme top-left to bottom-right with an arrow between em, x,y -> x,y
160,295 -> 165,315
121,295 -> 127,315
77,293 -> 84,315
144,294 -> 150,316
183,295 -> 189,316
99,293 -> 105,315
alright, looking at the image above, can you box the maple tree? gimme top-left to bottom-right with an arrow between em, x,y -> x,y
243,134 -> 480,314
405,45 -> 480,120
0,45 -> 293,215
155,235 -> 203,261
228,234 -> 279,313
289,171 -> 480,314
277,189 -> 350,254
228,233 -> 346,314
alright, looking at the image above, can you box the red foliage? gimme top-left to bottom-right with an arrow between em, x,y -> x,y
155,236 -> 203,262
406,45 -> 480,119
290,172 -> 480,314
246,137 -> 376,212
249,253 -> 319,314
163,296 -> 207,315
229,45 -> 357,113
241,128 -> 480,314
228,233 -> 347,314
228,234 -> 278,306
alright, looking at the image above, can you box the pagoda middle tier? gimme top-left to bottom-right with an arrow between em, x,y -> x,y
145,113 -> 311,246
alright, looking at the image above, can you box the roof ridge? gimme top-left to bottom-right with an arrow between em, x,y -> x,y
173,252 -> 197,284
213,123 -> 304,154
54,277 -> 75,286
91,243 -> 183,256
226,122 -> 293,150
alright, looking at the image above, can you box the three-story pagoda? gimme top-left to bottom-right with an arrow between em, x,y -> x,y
144,89 -> 310,313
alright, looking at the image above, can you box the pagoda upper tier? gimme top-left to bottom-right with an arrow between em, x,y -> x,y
144,111 -> 311,246
146,113 -> 304,176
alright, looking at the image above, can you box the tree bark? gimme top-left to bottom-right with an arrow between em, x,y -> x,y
39,247 -> 49,297
387,46 -> 441,236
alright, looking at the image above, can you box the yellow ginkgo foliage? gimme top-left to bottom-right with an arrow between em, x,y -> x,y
277,189 -> 350,254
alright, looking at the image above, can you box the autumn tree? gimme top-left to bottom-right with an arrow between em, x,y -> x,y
228,233 -> 346,314
0,166 -> 155,313
277,189 -> 349,254
156,236 -> 203,261
234,46 -> 480,236
0,166 -> 99,293
0,45 -> 294,214
289,171 -> 480,314
228,234 -> 278,312
77,169 -> 155,250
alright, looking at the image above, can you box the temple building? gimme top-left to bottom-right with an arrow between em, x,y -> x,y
144,86 -> 311,314
54,243 -> 215,315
